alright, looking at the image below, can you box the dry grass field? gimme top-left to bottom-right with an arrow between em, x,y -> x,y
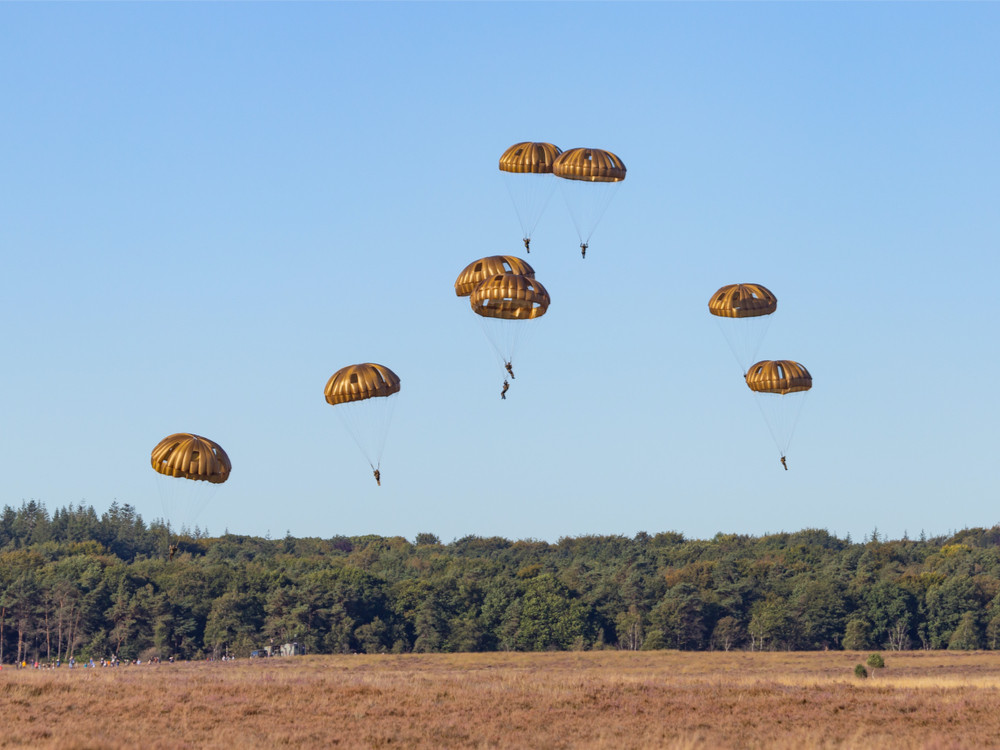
2,650 -> 998,749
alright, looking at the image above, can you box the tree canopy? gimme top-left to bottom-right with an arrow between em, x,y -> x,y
2,501 -> 998,663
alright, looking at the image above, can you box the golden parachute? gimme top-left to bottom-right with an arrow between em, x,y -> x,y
151,433 -> 231,554
151,433 -> 231,484
470,273 -> 550,320
324,363 -> 401,484
745,360 -> 812,395
454,256 -> 535,298
709,284 -> 778,374
551,147 -> 626,257
499,142 -> 562,174
324,363 -> 401,405
708,284 -> 777,319
466,273 -> 550,386
744,360 -> 812,467
499,142 -> 563,253
552,147 -> 627,182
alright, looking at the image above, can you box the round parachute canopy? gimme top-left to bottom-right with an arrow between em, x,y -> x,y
708,284 -> 777,319
151,433 -> 231,484
325,363 -> 401,406
470,274 -> 550,320
499,142 -> 562,174
553,147 -> 627,183
745,360 -> 812,395
455,256 -> 535,297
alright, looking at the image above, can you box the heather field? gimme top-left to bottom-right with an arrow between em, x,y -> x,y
2,651 -> 998,749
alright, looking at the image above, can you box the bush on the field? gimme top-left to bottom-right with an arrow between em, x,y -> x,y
854,664 -> 868,679
866,653 -> 885,668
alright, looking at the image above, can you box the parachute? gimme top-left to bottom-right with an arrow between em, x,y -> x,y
150,433 -> 230,553
552,147 -> 626,257
455,255 -> 535,298
745,359 -> 812,395
467,272 -> 550,385
745,360 -> 812,466
708,283 -> 777,374
499,142 -> 562,253
151,433 -> 231,483
470,273 -> 550,320
324,363 -> 400,483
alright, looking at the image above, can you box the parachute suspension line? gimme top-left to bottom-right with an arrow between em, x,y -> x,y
153,472 -> 219,557
715,317 -> 749,379
334,393 -> 398,472
753,394 -> 784,457
476,315 -> 538,382
476,315 -> 509,373
781,391 -> 809,459
738,315 -> 772,376
585,181 -> 620,244
752,391 -> 810,460
501,171 -> 556,252
461,304 -> 508,385
373,393 -> 397,468
713,315 -> 773,378
558,178 -> 621,251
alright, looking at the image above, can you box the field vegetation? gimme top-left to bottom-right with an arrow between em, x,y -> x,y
4,650 -> 1000,748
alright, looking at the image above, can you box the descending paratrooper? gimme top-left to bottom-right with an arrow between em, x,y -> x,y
324,363 -> 401,486
499,142 -> 562,254
552,147 -> 626,259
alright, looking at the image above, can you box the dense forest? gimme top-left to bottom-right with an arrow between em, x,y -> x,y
3,500 -> 1000,664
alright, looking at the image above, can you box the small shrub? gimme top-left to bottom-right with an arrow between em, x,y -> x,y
854,664 -> 868,679
866,653 -> 885,669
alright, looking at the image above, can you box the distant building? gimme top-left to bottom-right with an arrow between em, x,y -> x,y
261,642 -> 305,657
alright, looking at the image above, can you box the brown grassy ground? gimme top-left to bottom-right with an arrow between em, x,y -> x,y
2,650 -> 998,749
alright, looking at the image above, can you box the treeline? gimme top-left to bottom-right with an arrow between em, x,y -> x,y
3,501 -> 1000,663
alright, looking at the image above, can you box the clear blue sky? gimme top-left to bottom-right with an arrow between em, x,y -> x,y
2,2 -> 998,544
